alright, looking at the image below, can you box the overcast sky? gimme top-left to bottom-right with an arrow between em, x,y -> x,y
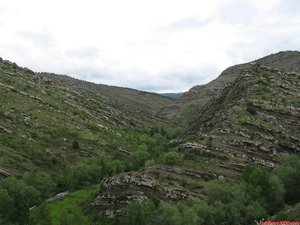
0,0 -> 299,92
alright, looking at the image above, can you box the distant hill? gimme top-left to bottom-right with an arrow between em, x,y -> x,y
158,92 -> 183,99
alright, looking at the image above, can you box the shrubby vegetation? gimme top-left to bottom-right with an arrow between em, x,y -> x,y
23,171 -> 56,199
58,156 -> 125,190
116,156 -> 298,225
274,155 -> 300,204
159,151 -> 180,166
0,127 -> 298,225
0,177 -> 41,225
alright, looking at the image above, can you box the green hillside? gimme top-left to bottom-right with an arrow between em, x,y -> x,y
0,52 -> 299,225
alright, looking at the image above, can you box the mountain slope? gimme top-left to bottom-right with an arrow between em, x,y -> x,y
1,52 -> 299,223
160,50 -> 300,118
0,58 -> 172,175
90,52 -> 300,219
41,73 -> 174,114
175,59 -> 300,173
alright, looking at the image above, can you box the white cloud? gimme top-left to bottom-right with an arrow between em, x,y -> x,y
0,0 -> 299,92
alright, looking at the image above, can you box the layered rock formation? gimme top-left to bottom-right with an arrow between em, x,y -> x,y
91,172 -> 190,218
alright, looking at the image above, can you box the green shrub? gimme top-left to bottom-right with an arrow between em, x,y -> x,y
72,140 -> 80,149
124,200 -> 156,225
129,149 -> 150,170
205,137 -> 213,149
242,165 -> 284,213
246,105 -> 257,115
0,177 -> 41,225
61,164 -> 102,190
160,151 -> 180,166
23,171 -> 56,199
274,155 -> 300,204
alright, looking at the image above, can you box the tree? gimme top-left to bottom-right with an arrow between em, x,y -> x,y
126,200 -> 155,225
130,148 -> 150,170
27,203 -> 51,225
157,204 -> 181,225
178,205 -> 199,225
242,165 -> 284,213
160,151 -> 180,166
206,178 -> 268,224
273,203 -> 300,221
274,155 -> 300,204
0,177 -> 41,225
60,208 -> 87,225
61,163 -> 102,190
192,200 -> 214,225
23,171 -> 56,199
0,189 -> 13,224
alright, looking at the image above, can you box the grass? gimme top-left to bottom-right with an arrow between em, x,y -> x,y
47,185 -> 98,225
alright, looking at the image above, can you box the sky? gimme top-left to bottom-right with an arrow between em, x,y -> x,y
0,0 -> 299,93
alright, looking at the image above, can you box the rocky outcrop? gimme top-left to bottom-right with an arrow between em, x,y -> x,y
0,168 -> 11,178
147,165 -> 217,181
91,172 -> 190,218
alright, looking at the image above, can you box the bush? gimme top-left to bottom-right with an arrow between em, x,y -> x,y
28,203 -> 51,225
273,203 -> 300,221
23,171 -> 56,199
157,203 -> 181,225
0,189 -> 13,224
0,177 -> 41,225
274,155 -> 300,204
129,148 -> 150,170
242,165 -> 284,213
160,151 -> 180,166
60,208 -> 88,225
246,105 -> 257,115
61,163 -> 102,190
205,137 -> 213,149
72,140 -> 80,149
124,200 -> 156,225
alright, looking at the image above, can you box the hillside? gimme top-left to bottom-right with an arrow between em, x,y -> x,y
158,92 -> 184,100
41,73 -> 174,114
0,52 -> 299,224
160,51 -> 300,118
177,62 -> 300,172
90,52 -> 300,220
0,58 -> 173,175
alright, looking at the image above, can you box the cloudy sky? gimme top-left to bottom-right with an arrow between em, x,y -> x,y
0,0 -> 299,92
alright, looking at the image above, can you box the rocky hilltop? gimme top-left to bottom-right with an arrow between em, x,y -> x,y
160,51 -> 300,118
178,63 -> 299,171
